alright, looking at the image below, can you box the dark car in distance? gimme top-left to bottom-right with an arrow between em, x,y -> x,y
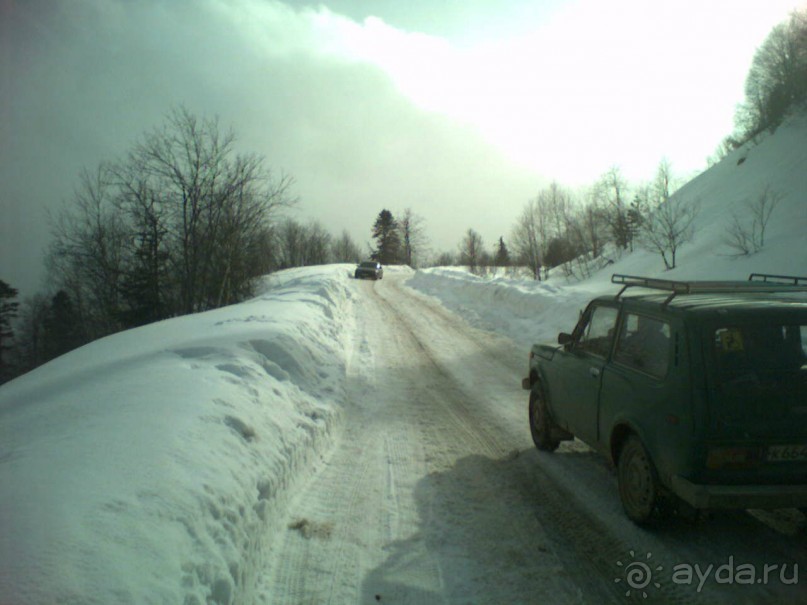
354,261 -> 383,280
522,273 -> 807,524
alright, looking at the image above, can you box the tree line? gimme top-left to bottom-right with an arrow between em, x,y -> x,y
451,154 -> 782,281
450,9 -> 807,279
0,107 -> 434,384
0,107 -> 377,383
712,9 -> 807,161
444,160 -> 698,281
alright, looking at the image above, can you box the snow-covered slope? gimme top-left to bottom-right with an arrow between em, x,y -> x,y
0,266 -> 357,604
409,110 -> 807,347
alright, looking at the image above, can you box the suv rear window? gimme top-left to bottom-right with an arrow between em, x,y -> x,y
713,323 -> 807,381
710,323 -> 807,428
613,313 -> 671,378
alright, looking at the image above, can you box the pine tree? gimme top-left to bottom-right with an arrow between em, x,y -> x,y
372,209 -> 401,264
0,280 -> 20,380
627,195 -> 646,252
494,236 -> 511,268
119,213 -> 170,328
44,290 -> 83,360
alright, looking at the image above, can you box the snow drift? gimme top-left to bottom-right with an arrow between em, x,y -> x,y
0,266 -> 357,604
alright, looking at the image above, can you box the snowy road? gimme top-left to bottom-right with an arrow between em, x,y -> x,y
259,273 -> 807,605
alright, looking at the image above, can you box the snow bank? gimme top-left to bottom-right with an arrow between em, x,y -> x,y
0,265 -> 357,604
408,268 -> 595,348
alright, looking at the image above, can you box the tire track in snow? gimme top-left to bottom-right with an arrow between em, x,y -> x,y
261,279 -> 441,604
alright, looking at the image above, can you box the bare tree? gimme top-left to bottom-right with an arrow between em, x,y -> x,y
273,218 -> 305,269
111,156 -> 173,323
273,219 -> 331,268
736,10 -> 807,140
724,185 -> 784,255
47,165 -> 128,339
397,208 -> 428,268
511,198 -> 544,280
45,106 -> 296,342
459,229 -> 484,275
639,195 -> 699,270
209,158 -> 296,307
330,230 -> 362,263
543,183 -> 572,242
127,106 -> 295,313
431,251 -> 456,266
302,221 -> 332,266
578,195 -> 610,260
554,202 -> 601,279
595,167 -> 633,251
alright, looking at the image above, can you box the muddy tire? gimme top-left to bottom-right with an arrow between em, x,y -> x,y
529,386 -> 560,452
618,435 -> 660,524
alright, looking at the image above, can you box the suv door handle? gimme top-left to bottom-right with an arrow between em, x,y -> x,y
589,367 -> 601,378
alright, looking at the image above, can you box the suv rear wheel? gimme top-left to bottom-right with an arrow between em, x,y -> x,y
618,435 -> 660,524
529,386 -> 560,452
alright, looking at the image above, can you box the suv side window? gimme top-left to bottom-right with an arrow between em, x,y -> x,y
576,305 -> 619,358
613,313 -> 671,378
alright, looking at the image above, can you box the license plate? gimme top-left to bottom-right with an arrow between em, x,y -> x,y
767,445 -> 807,462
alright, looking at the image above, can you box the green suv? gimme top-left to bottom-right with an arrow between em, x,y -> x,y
521,273 -> 807,524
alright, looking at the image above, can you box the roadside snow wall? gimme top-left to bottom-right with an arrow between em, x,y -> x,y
0,265 -> 357,605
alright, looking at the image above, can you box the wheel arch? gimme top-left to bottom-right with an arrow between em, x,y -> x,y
610,422 -> 641,466
528,370 -> 551,411
528,368 -> 541,390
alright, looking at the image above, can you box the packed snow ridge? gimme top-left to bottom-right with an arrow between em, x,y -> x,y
0,267 -> 360,603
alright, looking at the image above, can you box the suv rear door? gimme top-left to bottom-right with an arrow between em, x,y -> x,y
707,319 -> 807,439
702,316 -> 807,483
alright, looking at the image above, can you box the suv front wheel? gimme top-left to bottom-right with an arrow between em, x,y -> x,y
618,435 -> 661,524
529,386 -> 560,452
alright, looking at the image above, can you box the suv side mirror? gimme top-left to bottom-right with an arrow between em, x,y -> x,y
558,332 -> 573,345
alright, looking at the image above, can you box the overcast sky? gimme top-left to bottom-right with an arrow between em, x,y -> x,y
1,0 -> 802,297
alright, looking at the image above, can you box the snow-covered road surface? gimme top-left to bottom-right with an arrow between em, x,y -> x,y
258,273 -> 807,605
261,272 -> 577,603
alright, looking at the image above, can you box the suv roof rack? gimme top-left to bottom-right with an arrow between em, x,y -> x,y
611,273 -> 807,304
748,273 -> 807,285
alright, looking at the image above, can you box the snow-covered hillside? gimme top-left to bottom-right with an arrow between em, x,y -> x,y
410,110 -> 807,348
0,112 -> 804,603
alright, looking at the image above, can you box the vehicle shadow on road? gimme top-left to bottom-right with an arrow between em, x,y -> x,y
360,450 -> 585,604
362,446 -> 807,605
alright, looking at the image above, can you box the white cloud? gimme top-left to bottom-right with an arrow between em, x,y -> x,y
305,0 -> 804,184
1,0 -> 803,295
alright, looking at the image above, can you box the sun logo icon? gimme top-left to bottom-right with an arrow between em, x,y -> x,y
615,550 -> 663,599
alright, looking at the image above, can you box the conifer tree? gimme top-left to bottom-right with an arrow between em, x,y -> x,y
44,290 -> 83,360
494,236 -> 511,268
0,280 -> 20,380
372,209 -> 401,264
